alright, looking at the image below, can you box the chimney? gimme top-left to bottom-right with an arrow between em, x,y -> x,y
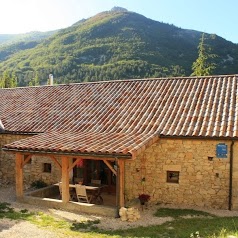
0,119 -> 5,132
49,74 -> 53,86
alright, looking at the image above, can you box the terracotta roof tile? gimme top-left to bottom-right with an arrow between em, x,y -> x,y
4,131 -> 158,158
1,75 -> 238,156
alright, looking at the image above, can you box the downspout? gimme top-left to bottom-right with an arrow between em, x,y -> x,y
115,158 -> 120,218
229,140 -> 234,210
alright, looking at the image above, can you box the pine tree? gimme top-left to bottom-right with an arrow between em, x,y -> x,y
10,72 -> 17,88
191,33 -> 217,76
29,71 -> 40,86
0,76 -> 4,88
0,71 -> 17,88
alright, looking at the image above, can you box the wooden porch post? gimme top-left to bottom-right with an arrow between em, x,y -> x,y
118,159 -> 125,207
61,156 -> 70,203
69,158 -> 73,183
15,153 -> 23,199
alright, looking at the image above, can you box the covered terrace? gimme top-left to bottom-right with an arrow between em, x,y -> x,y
3,130 -> 158,216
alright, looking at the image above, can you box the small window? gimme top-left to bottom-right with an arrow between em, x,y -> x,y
43,163 -> 52,173
167,171 -> 179,183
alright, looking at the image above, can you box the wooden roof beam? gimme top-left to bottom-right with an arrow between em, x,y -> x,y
103,159 -> 117,176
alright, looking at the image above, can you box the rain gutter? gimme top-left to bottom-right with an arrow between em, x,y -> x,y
159,135 -> 238,141
1,148 -> 132,160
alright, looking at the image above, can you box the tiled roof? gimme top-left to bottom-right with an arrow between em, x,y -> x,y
4,131 -> 158,158
1,75 -> 238,156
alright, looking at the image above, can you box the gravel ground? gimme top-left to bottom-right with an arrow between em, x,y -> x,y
0,186 -> 63,238
1,185 -> 238,237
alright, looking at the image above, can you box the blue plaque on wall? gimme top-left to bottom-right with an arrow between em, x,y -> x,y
216,143 -> 227,158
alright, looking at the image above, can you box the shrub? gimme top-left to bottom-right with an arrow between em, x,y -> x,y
138,193 -> 150,204
31,180 -> 48,189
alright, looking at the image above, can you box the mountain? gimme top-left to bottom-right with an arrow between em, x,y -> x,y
0,31 -> 57,46
0,9 -> 237,86
0,31 -> 58,66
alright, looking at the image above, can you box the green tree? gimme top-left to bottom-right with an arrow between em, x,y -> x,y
0,71 -> 17,88
29,71 -> 40,86
191,33 -> 217,76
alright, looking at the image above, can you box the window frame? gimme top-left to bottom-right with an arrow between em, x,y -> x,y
43,163 -> 52,173
167,171 -> 180,184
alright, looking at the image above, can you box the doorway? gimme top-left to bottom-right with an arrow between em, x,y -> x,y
73,159 -> 116,194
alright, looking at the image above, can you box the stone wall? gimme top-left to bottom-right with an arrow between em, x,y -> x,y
0,134 -> 62,187
2,133 -> 238,209
25,155 -> 62,187
125,138 -> 233,209
0,134 -> 28,184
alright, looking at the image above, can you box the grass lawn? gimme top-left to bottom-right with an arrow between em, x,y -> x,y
1,202 -> 238,238
101,208 -> 238,238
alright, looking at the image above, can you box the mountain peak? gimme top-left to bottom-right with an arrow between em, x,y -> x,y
0,8 -> 237,87
110,6 -> 128,12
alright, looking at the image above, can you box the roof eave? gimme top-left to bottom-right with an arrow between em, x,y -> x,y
2,147 -> 132,159
159,135 -> 238,140
0,130 -> 40,135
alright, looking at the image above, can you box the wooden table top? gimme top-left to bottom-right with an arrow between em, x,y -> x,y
55,183 -> 101,190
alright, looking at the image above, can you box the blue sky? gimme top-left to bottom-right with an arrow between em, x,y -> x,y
1,0 -> 237,43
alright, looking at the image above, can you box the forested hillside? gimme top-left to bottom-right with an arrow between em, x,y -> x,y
0,31 -> 57,45
0,31 -> 57,62
0,8 -> 237,86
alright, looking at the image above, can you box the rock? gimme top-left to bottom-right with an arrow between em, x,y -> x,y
119,207 -> 140,222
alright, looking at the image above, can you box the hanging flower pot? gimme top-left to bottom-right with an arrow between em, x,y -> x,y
77,159 -> 84,168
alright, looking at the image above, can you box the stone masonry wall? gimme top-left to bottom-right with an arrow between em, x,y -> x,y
125,138 -> 233,209
0,134 -> 62,188
0,134 -> 29,184
24,155 -> 62,188
2,134 -> 238,209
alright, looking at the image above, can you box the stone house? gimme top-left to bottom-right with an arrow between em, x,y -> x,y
1,74 -> 238,211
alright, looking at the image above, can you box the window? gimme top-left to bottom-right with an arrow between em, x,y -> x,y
167,171 -> 179,183
43,163 -> 52,173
